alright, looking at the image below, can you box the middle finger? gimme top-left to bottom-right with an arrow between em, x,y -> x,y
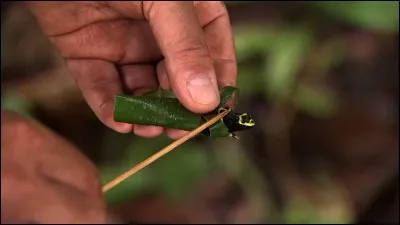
118,64 -> 165,138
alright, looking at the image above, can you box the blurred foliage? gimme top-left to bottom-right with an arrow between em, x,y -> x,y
263,27 -> 312,102
314,1 -> 399,33
98,1 -> 398,223
234,25 -> 341,118
1,92 -> 35,118
294,84 -> 338,118
101,134 -> 214,205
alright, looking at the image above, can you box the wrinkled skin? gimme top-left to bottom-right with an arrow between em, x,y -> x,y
1,1 -> 237,223
26,1 -> 237,140
1,110 -> 106,223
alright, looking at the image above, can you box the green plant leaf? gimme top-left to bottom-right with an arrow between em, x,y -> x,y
236,63 -> 266,97
154,142 -> 212,201
264,27 -> 313,102
202,113 -> 231,138
101,164 -> 154,205
114,95 -> 204,131
100,135 -> 172,205
219,86 -> 238,107
294,84 -> 339,118
315,1 -> 399,32
113,86 -> 240,138
100,134 -> 213,204
234,26 -> 278,62
1,94 -> 35,118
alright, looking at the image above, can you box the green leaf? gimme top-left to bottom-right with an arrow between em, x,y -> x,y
154,142 -> 212,201
236,63 -> 265,97
113,86 -> 239,138
234,26 -> 278,62
114,95 -> 203,131
100,134 -> 213,204
294,84 -> 339,118
101,164 -> 154,205
100,135 -> 172,205
315,1 -> 399,32
282,193 -> 354,224
219,86 -> 238,107
1,94 -> 35,118
264,27 -> 313,102
209,120 -> 231,138
202,113 -> 231,138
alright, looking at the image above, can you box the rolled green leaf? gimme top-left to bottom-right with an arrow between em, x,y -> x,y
114,95 -> 203,131
113,86 -> 239,137
202,113 -> 231,137
219,86 -> 238,107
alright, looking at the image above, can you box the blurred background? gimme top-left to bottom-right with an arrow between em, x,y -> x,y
1,1 -> 398,223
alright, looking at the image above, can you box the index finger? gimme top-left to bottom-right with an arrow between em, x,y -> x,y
194,1 -> 237,106
144,1 -> 221,114
165,2 -> 238,140
195,1 -> 237,88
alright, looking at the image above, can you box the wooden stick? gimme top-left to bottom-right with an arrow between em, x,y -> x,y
102,109 -> 231,193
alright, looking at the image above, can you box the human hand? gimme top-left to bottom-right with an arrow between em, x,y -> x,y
1,110 -> 107,223
26,1 -> 237,139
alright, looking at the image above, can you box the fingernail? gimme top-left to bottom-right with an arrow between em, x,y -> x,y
187,75 -> 219,105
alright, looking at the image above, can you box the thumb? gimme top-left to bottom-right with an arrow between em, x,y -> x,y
145,1 -> 220,114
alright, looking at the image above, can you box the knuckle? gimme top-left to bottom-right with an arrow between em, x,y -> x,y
169,38 -> 211,63
194,1 -> 228,27
194,1 -> 225,8
142,1 -> 156,20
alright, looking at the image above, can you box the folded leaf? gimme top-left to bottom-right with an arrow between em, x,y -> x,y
113,86 -> 239,138
114,95 -> 203,131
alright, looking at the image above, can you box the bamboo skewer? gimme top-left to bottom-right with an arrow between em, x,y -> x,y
102,109 -> 231,193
